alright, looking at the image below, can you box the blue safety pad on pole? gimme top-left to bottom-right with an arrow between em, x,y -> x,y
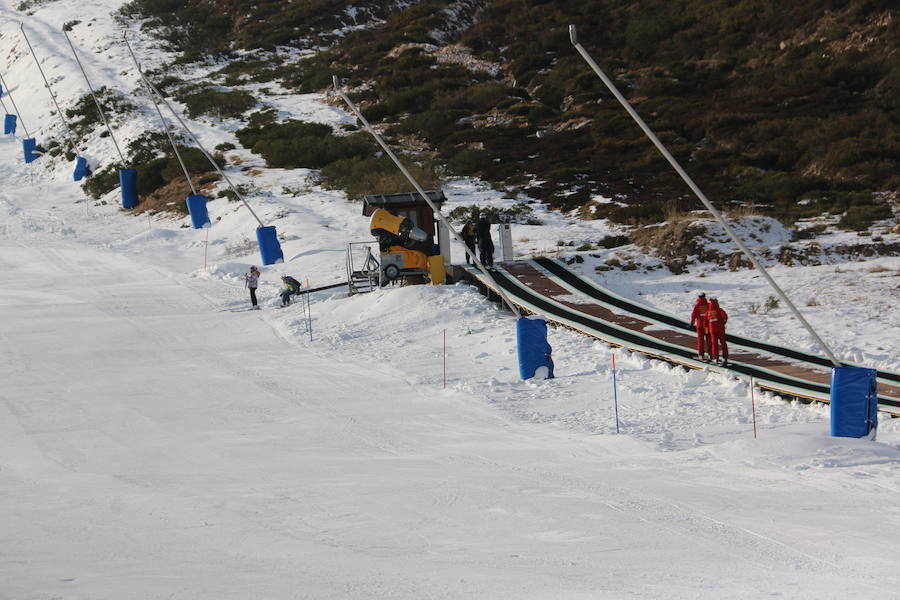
119,168 -> 138,209
186,194 -> 210,229
256,225 -> 283,265
4,114 -> 15,134
517,316 -> 554,380
23,138 -> 38,163
73,156 -> 89,181
830,366 -> 877,438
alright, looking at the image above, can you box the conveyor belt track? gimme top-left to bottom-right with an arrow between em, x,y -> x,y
461,261 -> 900,415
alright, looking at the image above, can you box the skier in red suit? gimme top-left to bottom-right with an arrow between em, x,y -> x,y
689,292 -> 710,360
707,297 -> 729,365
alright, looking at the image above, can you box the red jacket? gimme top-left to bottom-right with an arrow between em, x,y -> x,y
690,298 -> 708,329
707,302 -> 728,335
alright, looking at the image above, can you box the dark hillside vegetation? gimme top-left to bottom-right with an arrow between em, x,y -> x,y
119,0 -> 899,231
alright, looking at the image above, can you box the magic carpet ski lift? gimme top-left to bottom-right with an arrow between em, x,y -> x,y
20,24 -> 89,179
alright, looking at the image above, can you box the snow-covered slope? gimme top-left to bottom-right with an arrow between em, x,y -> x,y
2,2 -> 900,598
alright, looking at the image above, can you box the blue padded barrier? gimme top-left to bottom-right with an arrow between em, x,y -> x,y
73,156 -> 89,181
186,194 -> 210,229
23,138 -> 38,163
256,225 -> 283,265
831,366 -> 877,438
517,316 -> 554,380
4,114 -> 16,134
119,168 -> 138,209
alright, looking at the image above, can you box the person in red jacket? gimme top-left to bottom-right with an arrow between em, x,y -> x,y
689,292 -> 710,360
707,297 -> 729,365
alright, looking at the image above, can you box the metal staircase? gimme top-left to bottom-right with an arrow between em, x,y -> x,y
346,242 -> 381,295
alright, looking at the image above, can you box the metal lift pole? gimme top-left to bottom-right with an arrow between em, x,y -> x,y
332,75 -> 522,318
123,32 -> 197,195
0,69 -> 31,138
146,75 -> 267,229
20,23 -> 81,157
62,26 -> 127,165
124,33 -> 266,228
569,25 -> 841,367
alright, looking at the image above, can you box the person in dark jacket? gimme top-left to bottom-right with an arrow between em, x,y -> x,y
476,216 -> 494,268
689,292 -> 710,360
280,275 -> 302,307
245,266 -> 260,309
461,219 -> 477,264
707,297 -> 729,364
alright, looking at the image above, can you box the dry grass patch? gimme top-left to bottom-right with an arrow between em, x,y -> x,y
131,176 -> 220,216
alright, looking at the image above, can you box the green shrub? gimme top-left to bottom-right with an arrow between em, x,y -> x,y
65,87 -> 136,138
392,109 -> 468,138
119,0 -> 233,59
598,234 -> 631,248
447,203 -> 534,224
320,155 -> 440,200
792,224 -> 827,240
160,147 -> 222,181
176,86 -> 257,119
447,149 -> 490,176
838,202 -> 894,231
82,165 -> 121,199
433,82 -> 510,113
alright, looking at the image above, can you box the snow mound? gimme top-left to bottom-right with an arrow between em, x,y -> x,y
709,423 -> 900,470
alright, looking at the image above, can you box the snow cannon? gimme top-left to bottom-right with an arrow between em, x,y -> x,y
360,191 -> 449,286
369,207 -> 429,282
370,208 -> 428,249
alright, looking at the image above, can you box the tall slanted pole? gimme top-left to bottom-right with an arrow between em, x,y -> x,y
0,70 -> 29,136
331,76 -> 522,319
569,25 -> 841,368
611,351 -> 620,433
123,32 -> 196,197
0,68 -> 35,165
143,75 -> 265,228
0,90 -> 16,135
126,33 -> 281,262
20,23 -> 83,166
62,25 -> 126,166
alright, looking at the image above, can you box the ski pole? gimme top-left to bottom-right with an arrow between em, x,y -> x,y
612,351 -> 620,433
750,376 -> 758,439
306,279 -> 313,342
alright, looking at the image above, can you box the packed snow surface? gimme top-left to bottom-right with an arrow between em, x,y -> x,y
1,1 -> 899,599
